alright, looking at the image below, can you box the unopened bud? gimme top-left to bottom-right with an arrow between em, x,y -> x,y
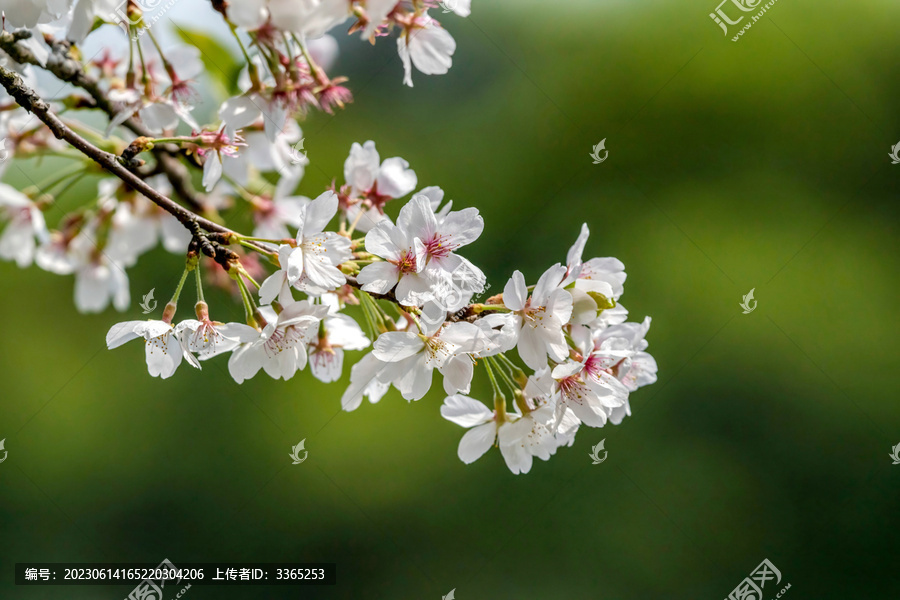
161,301 -> 177,324
195,301 -> 209,320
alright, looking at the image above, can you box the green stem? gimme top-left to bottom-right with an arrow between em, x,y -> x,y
134,33 -> 152,95
356,289 -> 379,340
194,266 -> 205,303
170,267 -> 191,304
145,28 -> 176,81
293,34 -> 323,80
238,239 -> 278,260
472,304 -> 510,314
243,271 -> 260,289
484,358 -> 504,403
496,352 -> 529,387
488,356 -> 519,393
235,274 -> 257,326
230,25 -> 261,89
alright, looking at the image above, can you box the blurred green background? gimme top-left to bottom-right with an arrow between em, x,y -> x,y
2,0 -> 899,598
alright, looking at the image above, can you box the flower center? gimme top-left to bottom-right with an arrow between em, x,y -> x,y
424,234 -> 452,259
263,325 -> 305,357
397,249 -> 418,274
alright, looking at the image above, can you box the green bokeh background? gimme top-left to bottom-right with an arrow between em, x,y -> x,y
2,0 -> 899,598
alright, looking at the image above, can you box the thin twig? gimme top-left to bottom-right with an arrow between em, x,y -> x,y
0,30 -> 207,212
0,63 -> 226,234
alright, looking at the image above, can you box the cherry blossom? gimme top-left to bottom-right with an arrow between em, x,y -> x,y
176,302 -> 259,362
0,0 -> 655,475
228,300 -> 329,383
283,191 -> 351,294
373,319 -> 485,401
308,295 -> 370,383
397,14 -> 457,87
106,318 -> 194,379
503,266 -> 574,370
0,183 -> 48,267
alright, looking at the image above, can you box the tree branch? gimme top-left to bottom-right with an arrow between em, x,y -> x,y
0,30 -> 208,212
0,63 -> 228,235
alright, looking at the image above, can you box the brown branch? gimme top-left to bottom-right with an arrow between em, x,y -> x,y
0,63 -> 230,236
0,30 -> 208,212
343,275 -> 495,323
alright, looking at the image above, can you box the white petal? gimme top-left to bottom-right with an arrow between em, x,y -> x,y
440,394 -> 492,427
302,191 -> 338,236
504,270 -> 527,311
372,331 -> 423,362
408,25 -> 456,75
458,422 -> 496,464
376,157 -> 417,198
357,262 -> 399,295
106,321 -> 144,349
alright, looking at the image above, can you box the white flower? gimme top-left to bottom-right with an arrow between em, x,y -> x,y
440,0 -> 472,17
285,191 -> 351,294
106,319 -> 195,379
503,265 -> 573,370
218,92 -> 297,144
3,0 -> 69,29
396,194 -> 484,294
344,140 -> 417,198
565,223 -> 627,298
356,218 -> 432,306
308,294 -> 370,383
397,15 -> 457,87
176,302 -> 260,362
549,359 -> 624,428
441,393 -> 501,465
372,319 -> 483,401
268,0 -> 350,38
65,222 -> 131,313
74,259 -> 130,313
258,244 -> 298,305
252,190 -> 309,241
104,179 -> 191,263
341,141 -> 417,232
498,404 -> 562,474
225,0 -> 349,41
0,182 -> 48,267
69,0 -> 116,43
340,352 -> 391,412
228,300 -> 329,383
441,394 -> 560,474
594,317 -> 658,392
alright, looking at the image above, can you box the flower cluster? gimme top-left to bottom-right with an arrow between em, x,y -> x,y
0,0 -> 657,474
